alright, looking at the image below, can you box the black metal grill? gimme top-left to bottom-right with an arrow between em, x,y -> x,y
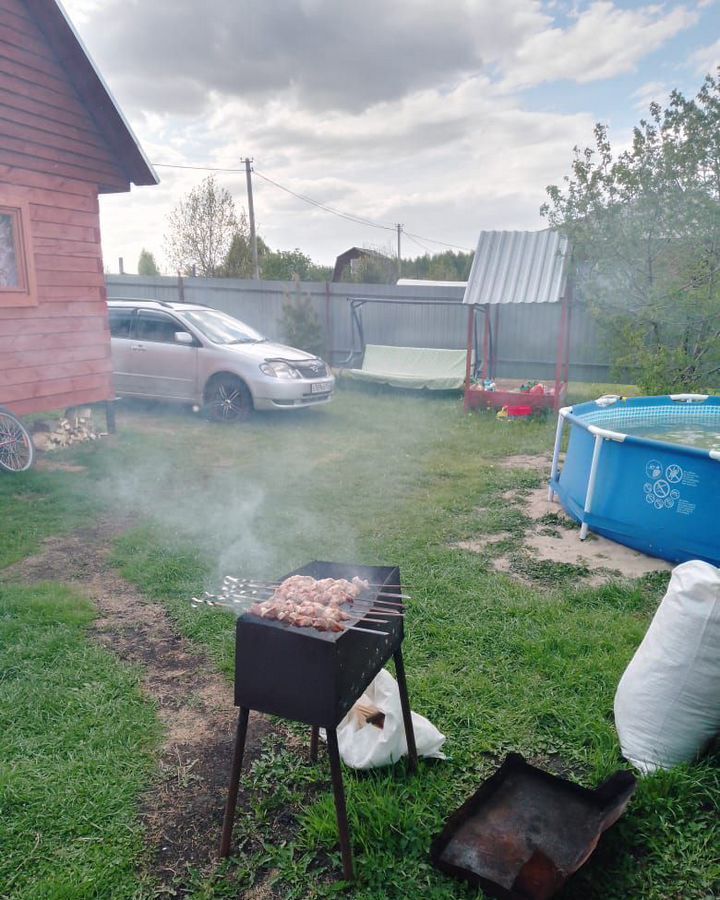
293,359 -> 328,379
219,561 -> 418,880
234,561 -> 403,726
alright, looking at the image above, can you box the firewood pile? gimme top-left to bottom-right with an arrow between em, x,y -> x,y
31,409 -> 103,451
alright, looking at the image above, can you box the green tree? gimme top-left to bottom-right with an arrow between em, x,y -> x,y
220,218 -> 270,278
137,248 -> 160,276
542,72 -> 720,393
164,175 -> 239,276
279,278 -> 325,357
262,248 -> 331,281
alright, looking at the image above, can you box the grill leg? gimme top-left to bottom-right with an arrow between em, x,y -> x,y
393,647 -> 418,773
326,728 -> 354,881
310,726 -> 320,762
218,706 -> 250,858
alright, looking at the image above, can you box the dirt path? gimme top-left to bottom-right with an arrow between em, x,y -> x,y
2,523 -> 276,890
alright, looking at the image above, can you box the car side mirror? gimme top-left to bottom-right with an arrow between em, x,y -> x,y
175,331 -> 193,345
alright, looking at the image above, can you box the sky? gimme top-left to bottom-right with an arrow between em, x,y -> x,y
62,0 -> 720,273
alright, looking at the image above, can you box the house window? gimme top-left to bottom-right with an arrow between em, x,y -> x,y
0,200 -> 37,307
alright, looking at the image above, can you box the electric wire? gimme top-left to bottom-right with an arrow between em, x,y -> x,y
152,161 -> 473,252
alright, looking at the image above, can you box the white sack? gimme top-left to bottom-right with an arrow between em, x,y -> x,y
330,668 -> 446,770
614,559 -> 720,773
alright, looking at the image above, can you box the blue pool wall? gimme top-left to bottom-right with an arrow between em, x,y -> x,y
551,396 -> 720,566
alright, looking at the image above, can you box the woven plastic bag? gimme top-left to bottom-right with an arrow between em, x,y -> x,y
330,668 -> 446,770
614,560 -> 720,773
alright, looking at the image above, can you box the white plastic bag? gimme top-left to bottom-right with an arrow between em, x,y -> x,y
330,668 -> 446,770
614,559 -> 720,773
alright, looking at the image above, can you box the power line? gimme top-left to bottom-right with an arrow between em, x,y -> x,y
151,160 -> 474,252
404,229 -> 474,253
404,231 -> 435,255
253,168 -> 397,233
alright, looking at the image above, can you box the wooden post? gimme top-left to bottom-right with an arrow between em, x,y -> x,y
553,294 -> 569,411
463,304 -> 476,413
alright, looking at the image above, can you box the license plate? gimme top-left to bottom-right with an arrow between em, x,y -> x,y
311,381 -> 333,394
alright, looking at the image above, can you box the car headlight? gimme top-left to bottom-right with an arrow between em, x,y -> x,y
260,361 -> 301,379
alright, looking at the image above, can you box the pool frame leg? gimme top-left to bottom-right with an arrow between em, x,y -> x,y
548,408 -> 569,501
580,433 -> 604,540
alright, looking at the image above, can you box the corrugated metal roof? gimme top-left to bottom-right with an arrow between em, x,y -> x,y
462,230 -> 569,305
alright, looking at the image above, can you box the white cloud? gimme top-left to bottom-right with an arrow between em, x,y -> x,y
98,76 -> 595,271
501,2 -> 698,90
59,0 -> 696,272
690,38 -> 720,75
631,80 -> 669,111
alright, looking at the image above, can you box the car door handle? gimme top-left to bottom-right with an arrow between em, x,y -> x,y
130,344 -> 146,351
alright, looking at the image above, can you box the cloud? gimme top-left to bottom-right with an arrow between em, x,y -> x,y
501,2 -> 698,90
60,1 -> 697,272
631,80 -> 669,111
690,38 -> 720,75
66,0 -> 549,115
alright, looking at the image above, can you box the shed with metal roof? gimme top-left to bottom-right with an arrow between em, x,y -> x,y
461,230 -> 572,413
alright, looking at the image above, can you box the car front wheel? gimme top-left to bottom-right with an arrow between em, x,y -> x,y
203,375 -> 253,423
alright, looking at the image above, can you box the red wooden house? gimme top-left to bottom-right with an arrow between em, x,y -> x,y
0,0 -> 157,418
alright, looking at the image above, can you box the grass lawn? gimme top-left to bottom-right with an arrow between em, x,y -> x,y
1,387 -> 718,898
0,583 -> 159,899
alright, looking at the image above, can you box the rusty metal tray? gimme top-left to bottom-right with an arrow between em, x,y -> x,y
430,753 -> 636,900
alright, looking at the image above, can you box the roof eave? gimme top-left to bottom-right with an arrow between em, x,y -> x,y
25,0 -> 159,191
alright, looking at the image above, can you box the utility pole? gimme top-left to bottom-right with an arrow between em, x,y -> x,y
243,157 -> 260,280
396,224 -> 403,279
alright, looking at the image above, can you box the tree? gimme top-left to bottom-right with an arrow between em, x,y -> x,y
262,248 -> 332,281
542,72 -> 720,393
219,216 -> 270,278
164,175 -> 239,276
137,248 -> 160,276
280,278 -> 325,357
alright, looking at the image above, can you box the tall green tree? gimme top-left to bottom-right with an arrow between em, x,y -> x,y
542,72 -> 720,393
164,175 -> 239,277
261,248 -> 332,281
219,217 -> 269,278
137,248 -> 160,276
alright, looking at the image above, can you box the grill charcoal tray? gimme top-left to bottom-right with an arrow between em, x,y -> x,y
430,753 -> 636,900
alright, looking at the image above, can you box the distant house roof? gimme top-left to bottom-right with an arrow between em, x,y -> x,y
24,0 -> 158,190
397,279 -> 467,288
333,246 -> 393,282
463,230 -> 569,305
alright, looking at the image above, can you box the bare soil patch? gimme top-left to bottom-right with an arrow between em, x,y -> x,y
460,484 -> 672,585
454,534 -> 512,553
32,459 -> 88,473
497,453 -> 553,472
2,522 -> 281,890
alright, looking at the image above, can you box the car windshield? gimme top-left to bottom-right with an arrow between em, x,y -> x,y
183,309 -> 265,344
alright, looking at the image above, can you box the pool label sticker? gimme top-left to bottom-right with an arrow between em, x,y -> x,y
643,458 -> 698,514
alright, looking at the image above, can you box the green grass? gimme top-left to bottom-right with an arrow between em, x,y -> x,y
0,468 -> 97,569
0,582 -> 159,899
2,390 -> 718,898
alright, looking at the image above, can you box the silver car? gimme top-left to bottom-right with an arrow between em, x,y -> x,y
108,299 -> 335,421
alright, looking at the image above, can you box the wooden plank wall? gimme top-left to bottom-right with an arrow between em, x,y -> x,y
0,0 -> 125,415
0,0 -> 129,191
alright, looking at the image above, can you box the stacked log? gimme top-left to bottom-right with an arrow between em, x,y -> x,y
31,409 -> 103,451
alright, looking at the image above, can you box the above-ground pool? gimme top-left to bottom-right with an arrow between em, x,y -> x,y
549,395 -> 720,566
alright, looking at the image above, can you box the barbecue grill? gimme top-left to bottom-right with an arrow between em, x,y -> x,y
219,561 -> 418,879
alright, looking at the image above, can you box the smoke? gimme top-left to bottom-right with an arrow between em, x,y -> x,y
94,408 -> 368,584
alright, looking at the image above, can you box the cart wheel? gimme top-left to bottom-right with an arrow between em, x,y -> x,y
0,407 -> 35,472
203,374 -> 253,423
